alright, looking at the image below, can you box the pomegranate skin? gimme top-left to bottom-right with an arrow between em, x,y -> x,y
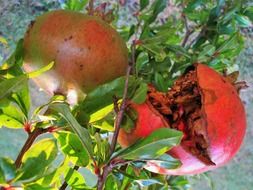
118,64 -> 247,175
118,102 -> 169,147
23,10 -> 128,104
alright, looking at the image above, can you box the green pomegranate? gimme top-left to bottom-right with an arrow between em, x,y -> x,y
23,10 -> 128,104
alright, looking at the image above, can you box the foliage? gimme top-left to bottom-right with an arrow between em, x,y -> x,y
0,0 -> 252,189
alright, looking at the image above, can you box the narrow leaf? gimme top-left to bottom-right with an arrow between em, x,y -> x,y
114,128 -> 182,160
27,62 -> 54,78
0,158 -> 16,183
50,102 -> 94,158
54,131 -> 89,167
79,76 -> 138,114
144,154 -> 181,173
17,139 -> 58,180
0,75 -> 28,99
131,82 -> 148,104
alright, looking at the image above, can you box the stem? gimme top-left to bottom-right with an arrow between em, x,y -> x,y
88,0 -> 94,15
15,128 -> 45,168
109,66 -> 132,156
59,165 -> 79,190
97,44 -> 136,190
181,6 -> 193,47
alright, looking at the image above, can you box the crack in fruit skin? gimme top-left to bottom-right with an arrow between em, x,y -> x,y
23,10 -> 128,104
118,63 -> 246,175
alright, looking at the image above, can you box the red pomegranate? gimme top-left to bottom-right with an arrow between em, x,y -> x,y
118,63 -> 246,175
23,10 -> 128,104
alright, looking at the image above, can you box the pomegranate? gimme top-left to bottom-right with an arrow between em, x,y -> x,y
23,10 -> 128,104
118,63 -> 246,175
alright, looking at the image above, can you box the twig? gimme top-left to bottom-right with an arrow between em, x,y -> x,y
109,44 -> 136,156
59,165 -> 79,190
88,0 -> 94,15
97,44 -> 136,190
188,26 -> 206,48
181,13 -> 194,47
109,66 -> 132,156
15,128 -> 45,168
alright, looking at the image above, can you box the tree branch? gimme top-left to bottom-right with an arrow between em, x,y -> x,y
97,44 -> 136,190
181,13 -> 193,47
88,0 -> 94,15
15,128 -> 45,168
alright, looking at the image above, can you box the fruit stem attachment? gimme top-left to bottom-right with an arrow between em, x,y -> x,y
97,44 -> 136,190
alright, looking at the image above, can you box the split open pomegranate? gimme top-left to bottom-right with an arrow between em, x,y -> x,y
118,63 -> 247,175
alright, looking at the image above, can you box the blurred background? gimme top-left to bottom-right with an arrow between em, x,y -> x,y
0,0 -> 252,189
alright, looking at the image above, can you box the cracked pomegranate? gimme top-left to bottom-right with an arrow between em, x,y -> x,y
23,10 -> 128,104
118,63 -> 246,175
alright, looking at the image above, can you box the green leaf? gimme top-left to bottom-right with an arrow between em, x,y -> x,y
26,62 -> 54,78
114,128 -> 182,160
166,45 -> 191,59
0,158 -> 16,184
89,104 -> 114,123
0,36 -> 8,45
50,102 -> 94,158
0,114 -> 23,128
24,183 -> 57,190
167,176 -> 191,190
0,39 -> 24,70
141,44 -> 166,62
235,14 -> 252,27
131,82 -> 148,104
143,154 -> 181,173
64,168 -> 87,189
17,139 -> 58,180
0,99 -> 25,128
54,131 -> 89,167
134,179 -> 162,187
154,72 -> 168,92
33,157 -> 70,188
0,75 -> 28,99
140,0 -> 149,11
198,45 -> 216,61
105,174 -> 118,190
147,0 -> 167,24
11,82 -> 31,118
79,76 -> 138,114
62,0 -> 88,11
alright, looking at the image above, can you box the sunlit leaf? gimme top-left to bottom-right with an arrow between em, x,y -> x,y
0,36 -> 8,45
50,102 -> 94,158
114,128 -> 182,160
61,0 -> 88,11
26,62 -> 54,78
17,139 -> 58,180
0,114 -> 23,128
64,168 -> 86,189
54,131 -> 89,167
0,75 -> 28,99
0,158 -> 16,183
79,76 -> 139,114
143,154 -> 181,173
89,104 -> 114,123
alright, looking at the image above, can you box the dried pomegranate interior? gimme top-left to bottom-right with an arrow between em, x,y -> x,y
147,66 -> 215,165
